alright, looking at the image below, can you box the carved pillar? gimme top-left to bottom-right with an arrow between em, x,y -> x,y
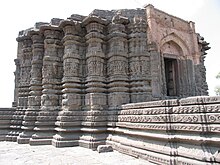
13,39 -> 23,107
52,21 -> 83,147
17,32 -> 44,144
128,17 -> 152,102
107,14 -> 130,109
13,58 -> 20,107
30,27 -> 63,145
18,37 -> 32,110
81,16 -> 108,150
7,35 -> 32,142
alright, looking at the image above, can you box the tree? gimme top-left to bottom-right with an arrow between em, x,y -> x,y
215,72 -> 220,96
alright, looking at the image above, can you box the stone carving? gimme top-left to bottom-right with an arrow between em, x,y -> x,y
87,59 -> 104,76
0,4 -> 215,165
63,60 -> 79,77
128,15 -> 152,103
108,96 -> 220,164
107,13 -> 129,109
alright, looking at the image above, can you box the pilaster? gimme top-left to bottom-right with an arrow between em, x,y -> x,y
80,16 -> 108,150
30,27 -> 63,145
7,35 -> 32,142
107,13 -> 130,109
17,32 -> 44,144
128,16 -> 152,103
52,20 -> 83,147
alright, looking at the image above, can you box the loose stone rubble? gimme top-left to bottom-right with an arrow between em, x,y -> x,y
1,4 -> 218,165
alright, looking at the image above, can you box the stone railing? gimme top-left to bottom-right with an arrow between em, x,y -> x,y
107,96 -> 220,165
0,108 -> 14,141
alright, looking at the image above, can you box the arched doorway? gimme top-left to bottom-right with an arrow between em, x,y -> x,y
161,40 -> 183,97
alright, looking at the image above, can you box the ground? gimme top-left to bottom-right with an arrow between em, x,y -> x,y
0,142 -> 153,165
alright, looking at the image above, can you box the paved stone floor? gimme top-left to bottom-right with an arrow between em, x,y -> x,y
0,142 -> 153,165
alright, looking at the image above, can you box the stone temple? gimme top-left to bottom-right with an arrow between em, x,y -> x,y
1,4 -> 220,165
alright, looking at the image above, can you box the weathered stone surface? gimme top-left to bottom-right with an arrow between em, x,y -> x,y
0,4 -> 215,165
107,97 -> 220,164
97,145 -> 113,153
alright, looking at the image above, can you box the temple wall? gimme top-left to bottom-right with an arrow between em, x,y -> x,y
107,96 -> 220,164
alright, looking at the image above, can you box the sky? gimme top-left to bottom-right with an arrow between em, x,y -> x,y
0,0 -> 219,107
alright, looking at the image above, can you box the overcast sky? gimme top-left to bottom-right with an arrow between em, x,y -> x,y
0,0 -> 219,107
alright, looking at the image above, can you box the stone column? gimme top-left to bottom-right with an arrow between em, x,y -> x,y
81,16 -> 108,150
128,17 -> 152,103
107,14 -> 130,109
17,32 -> 44,144
30,27 -> 63,145
52,20 -> 83,147
7,34 -> 32,142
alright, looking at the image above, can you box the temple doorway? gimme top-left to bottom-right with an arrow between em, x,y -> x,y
164,58 -> 178,96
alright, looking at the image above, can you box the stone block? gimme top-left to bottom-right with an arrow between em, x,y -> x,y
180,96 -> 220,106
97,145 -> 113,153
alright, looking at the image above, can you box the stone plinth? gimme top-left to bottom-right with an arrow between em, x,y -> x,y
107,96 -> 220,164
0,108 -> 14,141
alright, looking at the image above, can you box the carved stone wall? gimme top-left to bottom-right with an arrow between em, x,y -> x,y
107,13 -> 130,108
8,33 -> 33,142
0,4 -> 214,164
52,20 -> 84,147
17,32 -> 44,144
107,96 -> 220,164
128,16 -> 152,102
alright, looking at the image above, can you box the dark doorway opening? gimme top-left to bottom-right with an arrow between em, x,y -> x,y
164,58 -> 178,96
